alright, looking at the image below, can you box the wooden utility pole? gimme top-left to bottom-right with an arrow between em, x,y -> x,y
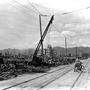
76,46 -> 78,58
65,37 -> 67,57
39,14 -> 44,60
65,37 -> 68,64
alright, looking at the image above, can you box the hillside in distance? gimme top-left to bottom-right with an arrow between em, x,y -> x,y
53,46 -> 90,56
0,46 -> 90,57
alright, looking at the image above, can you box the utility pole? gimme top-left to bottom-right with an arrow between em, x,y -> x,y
76,46 -> 78,58
39,14 -> 44,61
65,37 -> 67,57
65,37 -> 68,64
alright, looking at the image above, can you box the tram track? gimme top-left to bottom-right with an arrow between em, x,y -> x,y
35,67 -> 73,90
21,65 -> 73,89
35,60 -> 88,90
2,65 -> 71,90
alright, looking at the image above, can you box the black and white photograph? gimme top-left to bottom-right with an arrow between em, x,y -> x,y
0,0 -> 90,90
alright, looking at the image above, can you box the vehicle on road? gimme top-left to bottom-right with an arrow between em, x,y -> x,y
74,58 -> 85,72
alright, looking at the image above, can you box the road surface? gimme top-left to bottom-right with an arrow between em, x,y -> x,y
0,59 -> 90,90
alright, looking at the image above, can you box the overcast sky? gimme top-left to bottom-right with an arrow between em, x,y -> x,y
1,0 -> 90,11
0,0 -> 90,49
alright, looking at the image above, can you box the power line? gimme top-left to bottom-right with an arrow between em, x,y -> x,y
9,1 -> 34,18
13,0 -> 90,16
52,24 -> 61,33
9,1 -> 90,37
13,0 -> 50,17
52,24 -> 68,57
27,0 -> 51,17
9,0 -> 49,23
11,0 -> 37,15
12,0 -> 32,12
26,0 -> 41,14
10,0 -> 90,17
9,0 -> 50,26
52,24 -> 89,39
11,0 -> 90,18
62,7 -> 90,15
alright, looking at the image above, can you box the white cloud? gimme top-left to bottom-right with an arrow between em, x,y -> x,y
29,0 -> 90,12
64,24 -> 75,28
60,31 -> 76,37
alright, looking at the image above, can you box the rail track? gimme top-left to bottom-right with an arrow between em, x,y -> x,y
34,67 -> 73,90
2,64 -> 72,90
21,66 -> 73,89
